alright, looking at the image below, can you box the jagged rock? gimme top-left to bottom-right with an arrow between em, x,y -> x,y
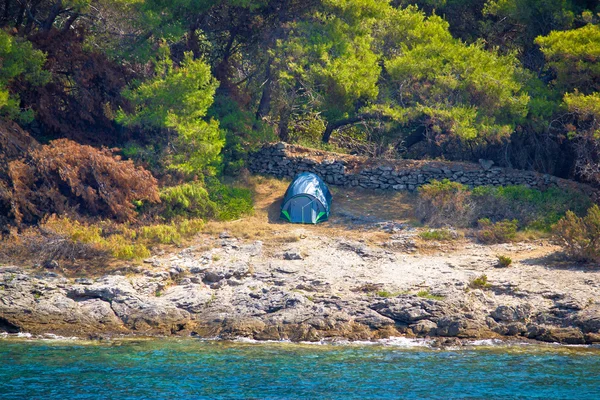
67,276 -> 137,302
78,299 -> 122,326
554,297 -> 586,311
202,262 -> 250,284
490,304 -> 532,322
241,241 -> 263,257
283,251 -> 303,260
161,284 -> 212,313
109,296 -> 191,334
339,241 -> 385,259
571,305 -> 600,333
526,324 -> 586,344
436,316 -> 490,338
234,288 -> 307,315
493,322 -> 527,336
274,263 -> 300,274
203,270 -> 223,283
371,296 -> 445,324
478,159 -> 495,171
584,332 -> 600,343
410,320 -> 438,336
353,308 -> 395,329
43,260 -> 59,270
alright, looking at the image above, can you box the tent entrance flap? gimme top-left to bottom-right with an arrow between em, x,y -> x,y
288,196 -> 317,224
280,172 -> 332,224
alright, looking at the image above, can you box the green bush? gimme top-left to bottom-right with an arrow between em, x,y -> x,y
553,205 -> 600,263
476,218 -> 518,244
419,229 -> 457,241
470,274 -> 491,289
42,216 -> 151,261
471,185 -> 591,231
208,94 -> 276,176
160,182 -> 218,219
416,289 -> 444,300
416,179 -> 473,227
139,224 -> 181,245
497,255 -> 513,268
159,178 -> 253,222
139,219 -> 205,245
206,178 -> 254,221
418,181 -> 591,233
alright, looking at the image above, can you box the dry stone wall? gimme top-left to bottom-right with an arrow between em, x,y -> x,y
249,143 -> 598,199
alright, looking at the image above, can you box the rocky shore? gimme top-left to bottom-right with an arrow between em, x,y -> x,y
2,232 -> 599,345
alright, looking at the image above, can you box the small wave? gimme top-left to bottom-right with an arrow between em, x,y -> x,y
229,336 -> 433,348
467,339 -> 506,346
40,333 -> 80,341
233,337 -> 293,344
378,336 -> 432,348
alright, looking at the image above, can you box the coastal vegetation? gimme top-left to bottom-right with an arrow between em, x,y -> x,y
496,255 -> 513,268
0,0 -> 598,266
416,179 -> 592,244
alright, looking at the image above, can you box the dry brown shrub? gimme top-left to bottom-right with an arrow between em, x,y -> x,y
1,136 -> 160,230
0,226 -> 110,267
30,139 -> 160,221
416,179 -> 474,227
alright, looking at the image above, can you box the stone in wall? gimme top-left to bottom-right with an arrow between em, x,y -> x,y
248,142 -> 598,201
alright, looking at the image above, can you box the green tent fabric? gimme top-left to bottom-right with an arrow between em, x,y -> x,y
280,172 -> 332,224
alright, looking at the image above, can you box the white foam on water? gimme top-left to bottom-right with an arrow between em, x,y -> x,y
16,332 -> 32,338
467,339 -> 505,346
232,337 -> 292,345
378,336 -> 432,348
40,333 -> 80,341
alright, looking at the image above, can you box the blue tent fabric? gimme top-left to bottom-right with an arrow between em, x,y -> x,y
280,172 -> 332,224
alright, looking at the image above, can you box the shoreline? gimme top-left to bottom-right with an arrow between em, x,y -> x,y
2,332 -> 600,354
2,232 -> 599,347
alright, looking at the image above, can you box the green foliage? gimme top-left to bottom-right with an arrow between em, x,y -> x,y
275,3 -> 530,145
416,289 -> 445,300
139,219 -> 205,245
276,0 -> 384,122
476,218 -> 518,244
40,215 -> 205,261
0,31 -> 49,122
159,179 -> 253,222
564,92 -> 600,124
482,0 -> 579,57
107,239 -> 152,260
470,274 -> 491,289
384,7 -> 530,142
419,229 -> 457,241
208,94 -> 275,175
205,178 -> 254,221
42,216 -> 151,261
159,182 -> 218,220
118,47 -> 223,174
497,255 -> 513,268
376,289 -> 399,298
536,24 -> 600,93
554,205 -> 600,263
419,180 -> 592,233
471,185 -> 591,231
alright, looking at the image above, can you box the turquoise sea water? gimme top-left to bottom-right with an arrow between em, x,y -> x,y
1,338 -> 599,399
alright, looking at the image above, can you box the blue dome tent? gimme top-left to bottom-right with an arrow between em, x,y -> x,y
280,172 -> 332,224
